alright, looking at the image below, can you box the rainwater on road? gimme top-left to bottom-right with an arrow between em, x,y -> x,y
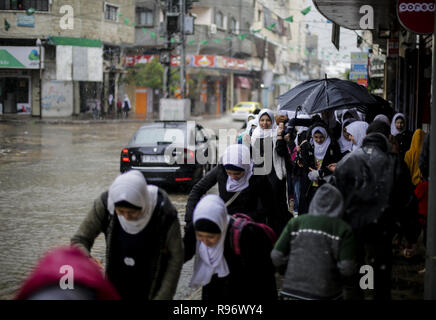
0,115 -> 241,300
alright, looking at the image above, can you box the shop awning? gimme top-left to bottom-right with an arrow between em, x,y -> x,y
47,36 -> 102,48
313,0 -> 396,31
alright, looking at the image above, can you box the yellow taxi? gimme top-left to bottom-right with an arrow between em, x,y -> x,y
231,101 -> 262,121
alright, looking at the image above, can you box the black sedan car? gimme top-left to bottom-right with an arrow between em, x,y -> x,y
120,121 -> 217,191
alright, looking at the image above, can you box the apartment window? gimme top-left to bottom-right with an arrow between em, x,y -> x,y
231,18 -> 238,34
215,11 -> 223,28
136,7 -> 153,26
105,3 -> 119,21
0,0 -> 49,11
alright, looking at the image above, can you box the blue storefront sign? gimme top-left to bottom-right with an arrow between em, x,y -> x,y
17,15 -> 35,28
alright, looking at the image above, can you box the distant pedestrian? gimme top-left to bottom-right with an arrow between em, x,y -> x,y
123,94 -> 131,119
108,93 -> 114,115
116,98 -> 122,119
391,113 -> 413,158
187,194 -> 277,301
15,246 -> 120,300
71,170 -> 183,300
271,183 -> 356,300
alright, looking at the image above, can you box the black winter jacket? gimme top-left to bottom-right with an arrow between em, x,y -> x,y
300,123 -> 342,180
185,165 -> 274,225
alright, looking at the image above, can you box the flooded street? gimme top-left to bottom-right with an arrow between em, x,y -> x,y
0,115 -> 240,300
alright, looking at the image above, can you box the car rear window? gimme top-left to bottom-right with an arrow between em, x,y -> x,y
237,103 -> 253,108
130,127 -> 187,145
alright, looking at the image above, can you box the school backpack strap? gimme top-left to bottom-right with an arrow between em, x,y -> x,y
225,191 -> 242,207
100,190 -> 112,234
229,213 -> 277,256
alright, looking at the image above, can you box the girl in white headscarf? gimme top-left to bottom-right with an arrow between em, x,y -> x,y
189,194 -> 277,301
250,108 -> 290,235
184,144 -> 276,247
345,121 -> 369,151
390,113 -> 413,157
338,118 -> 356,155
71,170 -> 184,300
107,170 -> 158,234
298,123 -> 342,214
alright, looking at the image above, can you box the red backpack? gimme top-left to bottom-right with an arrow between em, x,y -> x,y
229,213 -> 277,255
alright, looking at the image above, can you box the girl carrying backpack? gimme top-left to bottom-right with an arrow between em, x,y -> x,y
186,194 -> 277,301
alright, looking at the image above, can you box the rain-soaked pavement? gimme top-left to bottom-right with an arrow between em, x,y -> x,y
0,114 -> 241,300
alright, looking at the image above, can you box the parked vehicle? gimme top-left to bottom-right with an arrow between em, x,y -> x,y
120,121 -> 217,192
231,101 -> 262,121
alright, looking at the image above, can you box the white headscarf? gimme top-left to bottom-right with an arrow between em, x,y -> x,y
391,113 -> 406,136
251,109 -> 277,141
373,114 -> 390,126
107,170 -> 158,235
311,126 -> 331,160
222,144 -> 253,192
123,94 -> 131,109
338,118 -> 356,154
345,121 -> 369,151
251,109 -> 286,180
190,195 -> 231,289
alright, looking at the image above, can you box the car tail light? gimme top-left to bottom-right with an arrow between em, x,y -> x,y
175,178 -> 193,182
122,148 -> 129,154
122,157 -> 130,162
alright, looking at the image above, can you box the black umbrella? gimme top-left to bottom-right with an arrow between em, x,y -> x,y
277,77 -> 377,114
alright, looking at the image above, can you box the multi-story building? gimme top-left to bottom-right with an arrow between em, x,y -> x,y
124,0 -> 310,117
0,0 -> 135,117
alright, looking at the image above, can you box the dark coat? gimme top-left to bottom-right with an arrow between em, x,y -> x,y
185,165 -> 274,225
395,130 -> 413,158
185,220 -> 277,301
332,133 -> 421,243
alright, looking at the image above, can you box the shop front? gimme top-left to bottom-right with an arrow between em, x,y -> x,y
0,46 -> 42,115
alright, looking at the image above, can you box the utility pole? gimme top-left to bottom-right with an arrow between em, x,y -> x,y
179,0 -> 186,98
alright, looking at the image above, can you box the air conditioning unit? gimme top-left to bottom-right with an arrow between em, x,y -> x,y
209,24 -> 217,34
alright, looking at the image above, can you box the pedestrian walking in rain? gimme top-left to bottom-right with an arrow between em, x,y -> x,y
116,97 -> 122,119
344,120 -> 369,151
186,195 -> 277,301
331,131 -> 421,300
15,246 -> 121,300
298,122 -> 342,214
271,183 -> 356,300
337,118 -> 357,157
240,118 -> 258,147
123,94 -> 131,119
391,113 -> 413,158
404,129 -> 427,187
108,93 -> 114,115
184,144 -> 275,245
250,108 -> 290,235
71,170 -> 183,300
